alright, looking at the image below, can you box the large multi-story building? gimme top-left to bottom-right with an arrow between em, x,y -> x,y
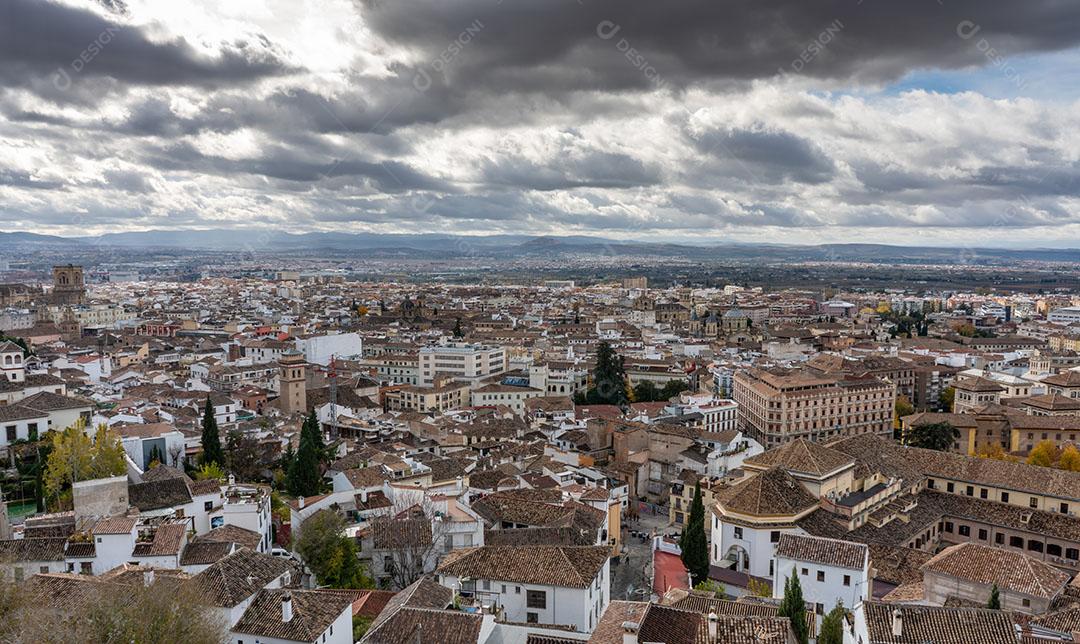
418,341 -> 506,386
733,366 -> 894,447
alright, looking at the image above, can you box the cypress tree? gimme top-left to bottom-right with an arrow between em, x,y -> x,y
779,573 -> 810,644
988,583 -> 1001,609
591,341 -> 628,406
200,397 -> 225,467
287,414 -> 323,497
679,481 -> 709,586
818,602 -> 845,644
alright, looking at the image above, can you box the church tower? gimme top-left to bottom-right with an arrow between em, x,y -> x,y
52,264 -> 86,305
278,350 -> 308,414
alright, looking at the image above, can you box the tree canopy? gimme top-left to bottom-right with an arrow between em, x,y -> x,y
905,422 -> 959,451
43,420 -> 127,508
199,397 -> 225,468
294,509 -> 372,589
587,341 -> 629,406
779,573 -> 809,644
679,481 -> 709,586
287,410 -> 325,497
818,602 -> 845,644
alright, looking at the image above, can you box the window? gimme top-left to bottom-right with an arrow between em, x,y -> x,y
1048,544 -> 1062,557
1062,503 -> 1070,514
526,613 -> 538,624
944,522 -> 954,533
978,529 -> 987,541
1010,536 -> 1024,548
1067,548 -> 1079,561
734,526 -> 743,539
1022,598 -> 1031,608
995,533 -> 1004,545
1028,540 -> 1044,553
515,586 -> 521,594
39,566 -> 48,574
966,486 -> 974,496
946,482 -> 955,493
526,590 -> 547,609
958,525 -> 970,537
843,575 -> 851,587
980,489 -> 988,499
1030,498 -> 1039,509
5,426 -> 14,442
770,531 -> 780,543
801,568 -> 808,576
1001,492 -> 1010,503
816,571 -> 825,582
482,580 -> 490,591
204,501 -> 212,512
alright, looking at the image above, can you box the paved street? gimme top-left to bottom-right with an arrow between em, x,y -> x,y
611,503 -> 671,601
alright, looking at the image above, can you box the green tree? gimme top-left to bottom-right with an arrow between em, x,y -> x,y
294,509 -> 373,588
200,397 -> 225,467
287,414 -> 324,497
659,379 -> 689,400
987,583 -> 1001,609
818,602 -> 845,644
588,341 -> 628,406
938,386 -> 956,412
43,421 -> 127,507
679,481 -> 709,586
194,462 -> 226,481
693,579 -> 725,596
905,422 -> 959,451
633,380 -> 659,402
779,574 -> 809,644
452,317 -> 464,338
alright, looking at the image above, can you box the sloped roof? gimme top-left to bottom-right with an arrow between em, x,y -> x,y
716,467 -> 818,518
920,542 -> 1068,599
743,438 -> 854,477
436,545 -> 610,589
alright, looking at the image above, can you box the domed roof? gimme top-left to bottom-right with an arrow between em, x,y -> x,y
723,307 -> 747,319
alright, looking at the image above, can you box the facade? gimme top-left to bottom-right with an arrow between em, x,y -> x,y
733,367 -> 894,447
277,351 -> 307,414
772,533 -> 870,615
419,342 -> 507,386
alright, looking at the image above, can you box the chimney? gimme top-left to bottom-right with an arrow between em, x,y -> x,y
707,612 -> 718,642
298,496 -> 305,509
282,592 -> 294,623
142,569 -> 155,587
892,607 -> 903,637
621,621 -> 639,644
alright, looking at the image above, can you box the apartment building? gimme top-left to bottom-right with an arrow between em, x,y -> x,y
419,342 -> 506,386
733,366 -> 894,447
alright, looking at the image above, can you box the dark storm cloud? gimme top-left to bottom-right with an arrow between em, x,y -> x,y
479,149 -> 662,191
141,142 -> 446,193
0,0 -> 294,99
359,0 -> 1080,91
685,125 -> 835,185
0,168 -> 64,190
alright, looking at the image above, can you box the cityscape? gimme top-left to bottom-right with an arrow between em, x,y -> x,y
4,2 -> 1080,644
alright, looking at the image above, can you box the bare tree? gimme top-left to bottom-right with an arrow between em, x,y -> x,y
371,495 -> 452,590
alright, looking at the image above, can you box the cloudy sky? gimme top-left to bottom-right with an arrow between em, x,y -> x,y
3,0 -> 1080,246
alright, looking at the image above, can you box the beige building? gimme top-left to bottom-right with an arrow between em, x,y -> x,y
418,342 -> 506,386
733,367 -> 894,447
386,380 -> 470,413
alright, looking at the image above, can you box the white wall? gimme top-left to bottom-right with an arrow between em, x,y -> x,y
773,557 -> 870,616
710,513 -> 805,579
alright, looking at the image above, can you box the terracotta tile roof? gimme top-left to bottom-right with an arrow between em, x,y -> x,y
1032,605 -> 1080,634
744,438 -> 855,477
665,592 -> 816,633
92,515 -> 138,535
128,477 -> 193,511
775,533 -> 867,570
343,465 -> 389,489
437,545 -> 610,589
881,581 -> 925,603
920,542 -> 1068,599
180,540 -> 234,566
361,606 -> 483,644
191,548 -> 292,608
862,602 -> 1016,644
132,523 -> 187,557
588,601 -> 648,644
232,589 -> 353,642
636,604 -> 792,644
196,524 -> 263,550
715,467 -> 819,518
0,537 -> 66,561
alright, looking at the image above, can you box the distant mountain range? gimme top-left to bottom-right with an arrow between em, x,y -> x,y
3,230 -> 1080,263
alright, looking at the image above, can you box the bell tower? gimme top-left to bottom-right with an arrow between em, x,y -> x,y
52,264 -> 86,305
278,350 -> 308,414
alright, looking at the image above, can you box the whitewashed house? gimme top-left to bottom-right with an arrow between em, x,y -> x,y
773,533 -> 870,617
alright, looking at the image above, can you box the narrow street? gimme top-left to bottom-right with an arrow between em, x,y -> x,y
611,503 -> 672,601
